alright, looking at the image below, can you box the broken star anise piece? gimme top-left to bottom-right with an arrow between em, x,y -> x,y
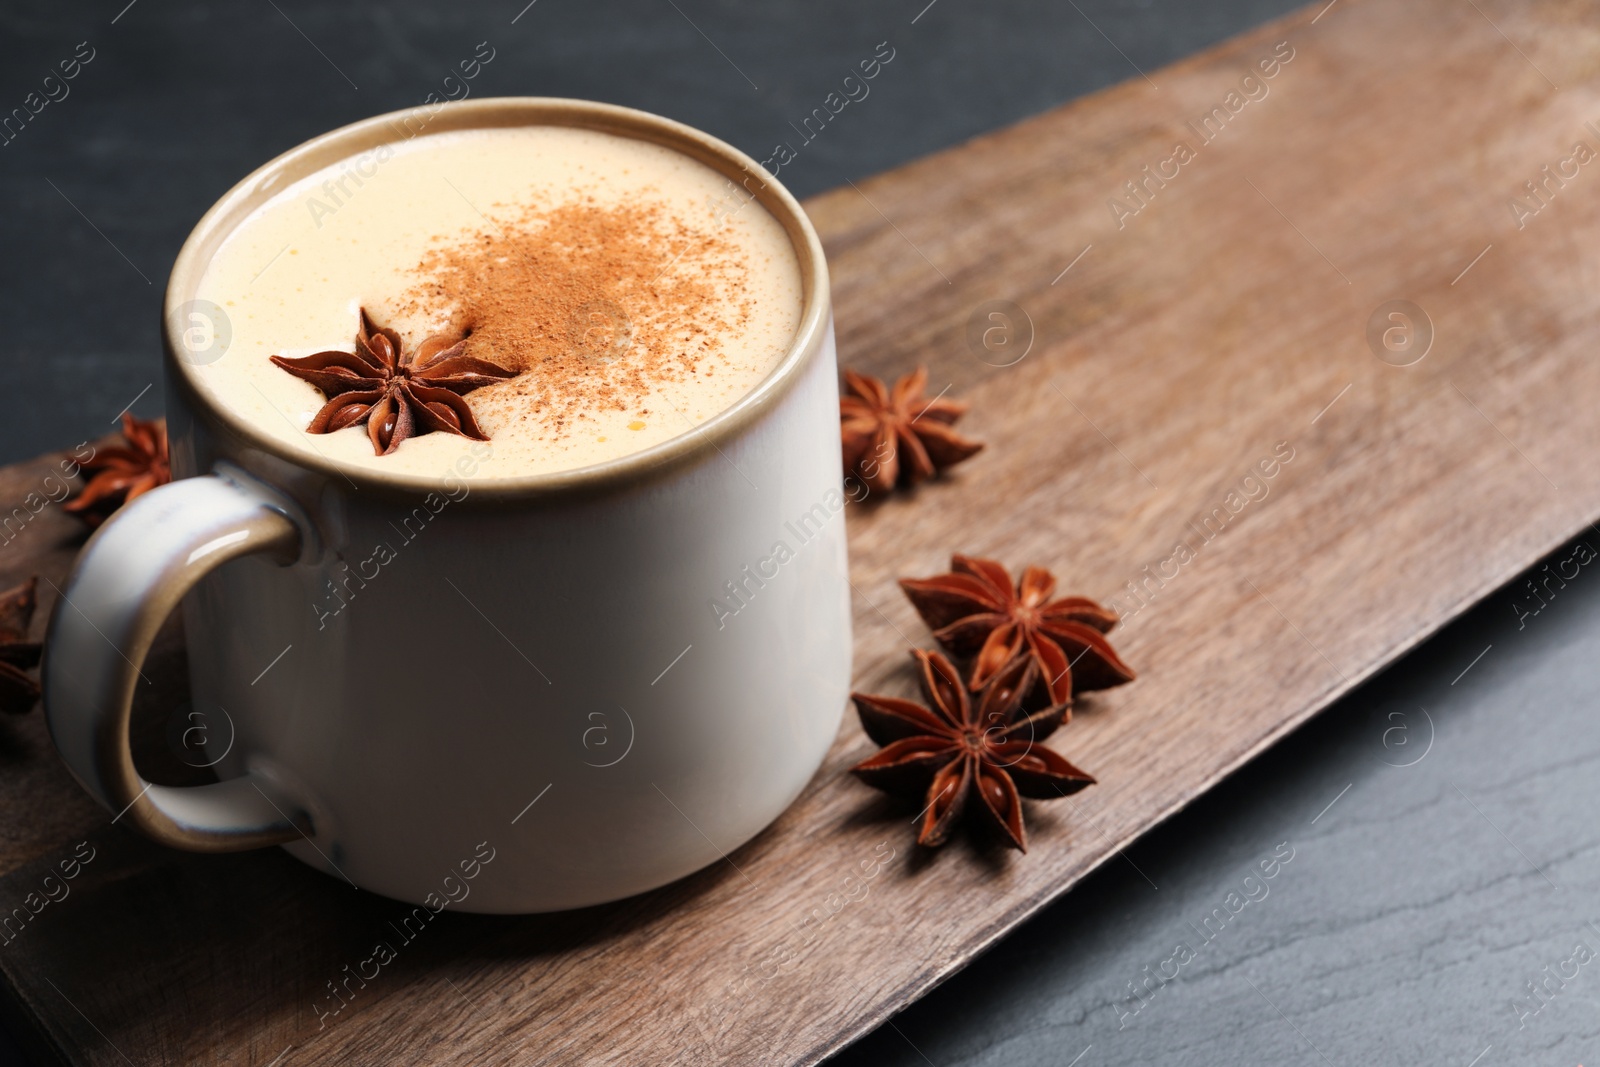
63,413 -> 171,528
0,578 -> 43,715
270,308 -> 517,456
840,366 -> 983,494
852,649 -> 1094,851
900,554 -> 1135,707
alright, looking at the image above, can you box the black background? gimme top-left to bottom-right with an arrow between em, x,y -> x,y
5,2 -> 1600,1065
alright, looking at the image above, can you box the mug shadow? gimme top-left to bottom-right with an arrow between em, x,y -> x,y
4,778 -> 761,1059
0,717 -> 36,767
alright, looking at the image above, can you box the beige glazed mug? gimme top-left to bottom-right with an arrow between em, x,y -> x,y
41,99 -> 852,913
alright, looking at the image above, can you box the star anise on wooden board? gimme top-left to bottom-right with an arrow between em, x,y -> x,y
63,413 -> 171,528
0,578 -> 43,715
840,366 -> 984,494
852,649 -> 1094,850
900,554 -> 1135,707
271,308 -> 517,456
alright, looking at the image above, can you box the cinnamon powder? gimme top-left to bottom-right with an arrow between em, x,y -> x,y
392,196 -> 754,442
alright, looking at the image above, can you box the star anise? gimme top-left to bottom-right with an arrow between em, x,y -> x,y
840,366 -> 983,494
64,413 -> 171,528
0,578 -> 43,715
852,649 -> 1094,850
901,555 -> 1135,707
270,308 -> 517,456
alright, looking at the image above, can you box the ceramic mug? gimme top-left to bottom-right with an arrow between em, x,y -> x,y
42,98 -> 851,913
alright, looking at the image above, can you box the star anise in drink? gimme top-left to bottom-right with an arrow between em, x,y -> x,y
271,308 -> 517,455
840,366 -> 983,494
0,578 -> 43,715
64,413 -> 171,528
852,649 -> 1093,850
900,554 -> 1135,707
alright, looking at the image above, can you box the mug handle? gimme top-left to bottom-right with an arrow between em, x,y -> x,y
43,467 -> 309,852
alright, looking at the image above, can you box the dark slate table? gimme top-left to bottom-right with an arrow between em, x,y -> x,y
2,2 -> 1593,1064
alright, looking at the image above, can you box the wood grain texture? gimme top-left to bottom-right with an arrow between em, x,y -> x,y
6,0 -> 1600,1062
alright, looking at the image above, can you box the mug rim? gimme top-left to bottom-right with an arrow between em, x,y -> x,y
163,97 -> 832,500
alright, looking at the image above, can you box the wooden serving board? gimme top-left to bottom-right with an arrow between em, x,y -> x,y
5,0 -> 1600,1062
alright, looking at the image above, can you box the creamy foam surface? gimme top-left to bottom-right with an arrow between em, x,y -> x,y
190,125 -> 803,479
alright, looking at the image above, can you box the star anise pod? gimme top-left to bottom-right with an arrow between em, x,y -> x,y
0,578 -> 43,715
840,366 -> 983,494
63,413 -> 171,528
852,649 -> 1094,850
901,555 -> 1135,707
270,308 -> 517,456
